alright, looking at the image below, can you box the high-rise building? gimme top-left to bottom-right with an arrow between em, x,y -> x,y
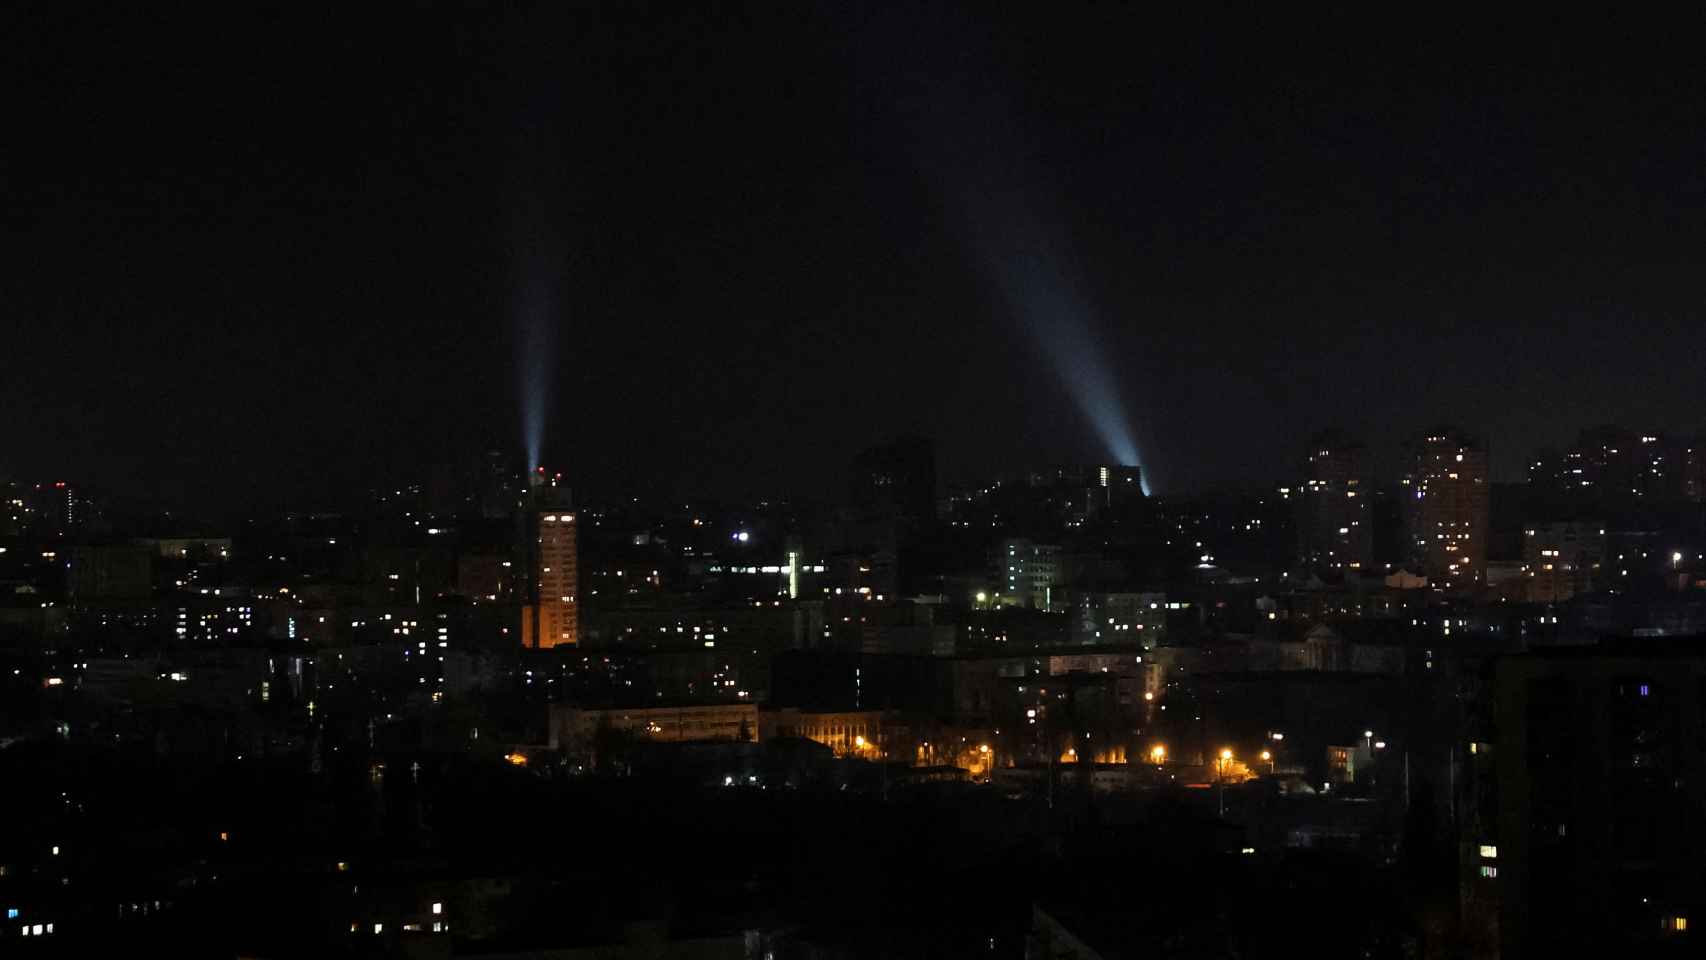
1401,429 -> 1489,589
1684,440 -> 1706,503
1530,427 -> 1690,503
998,538 -> 1061,610
1295,432 -> 1372,572
522,469 -> 578,649
1089,464 -> 1144,515
1478,649 -> 1706,956
1521,521 -> 1606,603
475,449 -> 523,520
31,481 -> 97,536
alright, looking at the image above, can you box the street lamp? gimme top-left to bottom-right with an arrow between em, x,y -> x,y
1150,744 -> 1166,765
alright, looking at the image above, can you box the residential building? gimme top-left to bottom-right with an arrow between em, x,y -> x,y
1401,430 -> 1489,589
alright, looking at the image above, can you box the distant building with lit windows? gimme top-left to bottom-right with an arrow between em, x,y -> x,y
1530,426 -> 1694,504
1295,432 -> 1372,573
1401,430 -> 1489,589
998,539 -> 1061,611
1682,441 -> 1706,503
762,708 -> 885,757
522,470 -> 577,649
1521,521 -> 1606,603
1089,464 -> 1145,510
31,481 -> 98,536
1031,464 -> 1144,522
549,702 -> 757,752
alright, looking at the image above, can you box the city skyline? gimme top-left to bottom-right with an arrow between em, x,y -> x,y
10,9 -> 1706,954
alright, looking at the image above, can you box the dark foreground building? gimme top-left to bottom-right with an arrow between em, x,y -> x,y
1473,644 -> 1706,957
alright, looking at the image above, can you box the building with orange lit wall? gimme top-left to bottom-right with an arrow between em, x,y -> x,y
524,510 -> 578,648
762,708 -> 886,758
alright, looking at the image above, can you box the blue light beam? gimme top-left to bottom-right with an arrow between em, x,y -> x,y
964,196 -> 1149,493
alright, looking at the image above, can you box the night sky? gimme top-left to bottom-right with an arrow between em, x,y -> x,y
10,7 -> 1706,514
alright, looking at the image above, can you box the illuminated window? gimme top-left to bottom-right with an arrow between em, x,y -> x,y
1479,866 -> 1497,879
1663,916 -> 1689,932
1479,844 -> 1497,859
431,902 -> 442,915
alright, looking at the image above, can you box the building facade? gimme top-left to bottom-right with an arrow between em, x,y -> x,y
1530,427 -> 1701,505
1521,521 -> 1606,603
998,539 -> 1061,610
1296,433 -> 1373,573
549,702 -> 758,752
524,508 -> 578,649
1401,430 -> 1489,589
1484,651 -> 1706,957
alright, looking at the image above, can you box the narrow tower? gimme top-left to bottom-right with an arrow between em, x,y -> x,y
522,468 -> 578,648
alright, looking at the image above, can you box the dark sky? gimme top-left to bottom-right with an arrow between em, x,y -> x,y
9,7 -> 1706,514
